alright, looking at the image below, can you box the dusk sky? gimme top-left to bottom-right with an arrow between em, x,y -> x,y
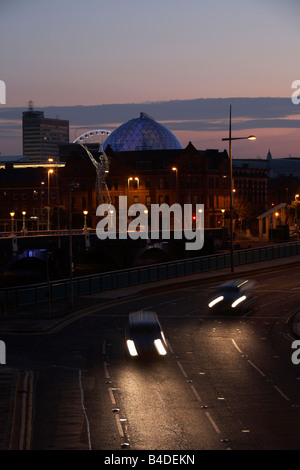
0,0 -> 299,158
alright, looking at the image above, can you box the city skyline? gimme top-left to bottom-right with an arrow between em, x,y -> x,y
0,0 -> 299,157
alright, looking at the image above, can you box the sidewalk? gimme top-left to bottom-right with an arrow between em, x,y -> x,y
1,253 -> 300,335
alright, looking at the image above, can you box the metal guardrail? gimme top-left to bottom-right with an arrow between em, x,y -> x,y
0,229 -> 90,239
1,240 -> 300,312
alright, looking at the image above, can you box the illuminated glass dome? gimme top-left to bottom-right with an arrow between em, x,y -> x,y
102,112 -> 182,152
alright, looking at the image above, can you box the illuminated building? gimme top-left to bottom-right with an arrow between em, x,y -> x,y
22,101 -> 69,163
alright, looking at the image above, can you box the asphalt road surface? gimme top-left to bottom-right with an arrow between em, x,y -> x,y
2,262 -> 300,451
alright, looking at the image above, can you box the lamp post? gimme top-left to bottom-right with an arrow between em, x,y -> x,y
47,169 -> 54,230
83,210 -> 88,232
10,211 -> 15,235
69,182 -> 79,307
128,177 -> 140,203
48,157 -> 60,237
295,194 -> 299,227
135,177 -> 139,203
222,105 -> 256,272
127,177 -> 133,206
172,167 -> 179,204
22,211 -> 26,233
221,209 -> 225,227
40,181 -> 45,230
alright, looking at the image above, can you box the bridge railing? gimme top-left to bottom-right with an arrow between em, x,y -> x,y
1,240 -> 300,313
0,229 -> 91,239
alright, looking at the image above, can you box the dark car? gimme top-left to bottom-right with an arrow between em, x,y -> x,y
125,311 -> 168,358
208,279 -> 256,314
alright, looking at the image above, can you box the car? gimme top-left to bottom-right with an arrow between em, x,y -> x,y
125,310 -> 168,358
208,279 -> 256,314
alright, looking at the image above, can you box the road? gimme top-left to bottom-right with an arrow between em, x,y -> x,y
1,262 -> 300,451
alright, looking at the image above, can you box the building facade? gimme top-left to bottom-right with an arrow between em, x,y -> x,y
0,112 -> 271,234
22,102 -> 69,162
103,142 -> 231,229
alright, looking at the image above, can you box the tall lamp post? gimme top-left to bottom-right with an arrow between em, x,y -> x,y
48,157 -> 60,237
47,168 -> 54,230
22,211 -> 27,233
127,177 -> 133,206
10,211 -> 15,235
134,177 -> 139,203
295,194 -> 299,227
83,210 -> 88,232
221,209 -> 225,227
69,182 -> 79,307
222,105 -> 256,272
172,167 -> 179,204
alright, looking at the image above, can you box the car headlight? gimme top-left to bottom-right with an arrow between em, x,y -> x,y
154,339 -> 167,355
208,295 -> 224,308
127,339 -> 138,356
231,295 -> 247,308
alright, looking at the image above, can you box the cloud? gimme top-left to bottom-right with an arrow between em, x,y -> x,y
0,97 -> 299,155
1,96 -> 298,123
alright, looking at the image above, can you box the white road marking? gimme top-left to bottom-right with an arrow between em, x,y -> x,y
167,341 -> 174,354
190,385 -> 202,402
103,361 -> 110,379
79,369 -> 92,450
176,361 -> 188,378
176,355 -> 224,435
108,388 -> 117,405
231,338 -> 243,354
205,411 -> 221,434
273,385 -> 290,402
231,338 -> 292,402
115,414 -> 124,437
247,360 -> 266,377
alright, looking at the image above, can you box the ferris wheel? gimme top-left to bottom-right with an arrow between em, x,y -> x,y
73,128 -> 112,145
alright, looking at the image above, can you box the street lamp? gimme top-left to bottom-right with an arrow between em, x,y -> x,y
47,169 -> 54,230
128,176 -> 140,205
48,157 -> 60,235
172,167 -> 179,204
83,210 -> 88,232
221,209 -> 225,227
22,211 -> 27,233
135,177 -> 139,203
127,177 -> 133,206
295,194 -> 300,227
222,105 -> 256,272
40,181 -> 45,229
69,182 -> 79,307
10,211 -> 15,234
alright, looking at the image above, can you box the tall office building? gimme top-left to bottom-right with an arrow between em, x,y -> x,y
22,101 -> 69,162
